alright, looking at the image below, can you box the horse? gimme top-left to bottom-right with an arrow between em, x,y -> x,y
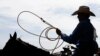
1,32 -> 54,56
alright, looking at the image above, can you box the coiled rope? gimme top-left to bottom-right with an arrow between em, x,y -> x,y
17,11 -> 64,53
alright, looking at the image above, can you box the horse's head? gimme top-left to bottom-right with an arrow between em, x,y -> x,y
2,32 -> 33,56
6,32 -> 29,49
1,32 -> 54,56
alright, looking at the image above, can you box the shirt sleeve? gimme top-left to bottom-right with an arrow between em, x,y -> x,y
61,23 -> 83,44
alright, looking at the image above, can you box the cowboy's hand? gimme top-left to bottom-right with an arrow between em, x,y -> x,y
56,28 -> 61,36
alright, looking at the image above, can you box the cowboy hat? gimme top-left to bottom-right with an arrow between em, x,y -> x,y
72,6 -> 95,16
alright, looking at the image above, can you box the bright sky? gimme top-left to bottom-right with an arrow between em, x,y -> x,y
0,0 -> 100,52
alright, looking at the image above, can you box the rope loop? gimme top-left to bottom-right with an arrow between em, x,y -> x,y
17,11 -> 64,53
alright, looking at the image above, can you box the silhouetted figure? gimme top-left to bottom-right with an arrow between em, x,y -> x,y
1,32 -> 54,56
56,6 -> 98,56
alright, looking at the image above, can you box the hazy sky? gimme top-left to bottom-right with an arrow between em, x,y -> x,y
0,0 -> 100,52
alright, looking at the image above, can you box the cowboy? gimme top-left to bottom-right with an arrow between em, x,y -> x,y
56,6 -> 98,56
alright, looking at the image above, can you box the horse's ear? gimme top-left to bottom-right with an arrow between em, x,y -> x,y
12,32 -> 17,39
10,34 -> 12,38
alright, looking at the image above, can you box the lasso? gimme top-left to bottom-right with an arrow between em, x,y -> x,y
17,11 -> 64,53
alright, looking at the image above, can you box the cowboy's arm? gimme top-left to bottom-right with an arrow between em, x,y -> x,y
56,23 -> 83,44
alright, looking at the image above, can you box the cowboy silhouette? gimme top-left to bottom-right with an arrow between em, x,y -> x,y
56,6 -> 98,56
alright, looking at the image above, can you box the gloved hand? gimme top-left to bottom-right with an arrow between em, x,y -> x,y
56,28 -> 62,36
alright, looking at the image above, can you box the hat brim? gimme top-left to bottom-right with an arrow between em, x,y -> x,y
72,11 -> 96,16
